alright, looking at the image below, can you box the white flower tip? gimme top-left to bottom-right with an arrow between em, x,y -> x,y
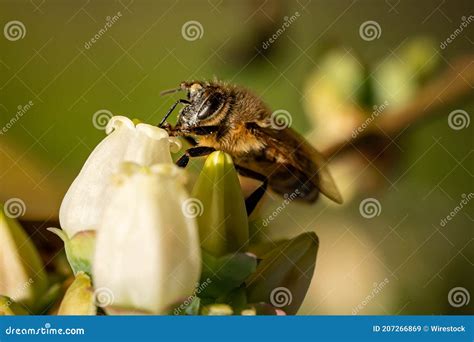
105,116 -> 182,154
136,124 -> 182,153
136,123 -> 168,140
105,116 -> 135,134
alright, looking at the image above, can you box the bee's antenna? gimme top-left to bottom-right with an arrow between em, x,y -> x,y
160,87 -> 182,96
158,99 -> 190,128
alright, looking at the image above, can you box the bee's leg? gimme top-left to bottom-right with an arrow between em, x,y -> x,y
176,146 -> 216,168
244,179 -> 268,216
184,136 -> 198,146
235,165 -> 266,181
235,165 -> 268,215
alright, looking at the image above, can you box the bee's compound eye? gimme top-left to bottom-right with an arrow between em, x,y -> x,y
197,103 -> 212,119
197,93 -> 223,119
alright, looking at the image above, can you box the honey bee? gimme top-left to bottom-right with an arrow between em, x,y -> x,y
159,80 -> 342,214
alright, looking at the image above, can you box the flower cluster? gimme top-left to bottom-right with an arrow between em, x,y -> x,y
1,115 -> 319,316
56,116 -> 200,314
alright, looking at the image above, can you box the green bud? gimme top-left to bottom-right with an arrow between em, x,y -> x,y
47,228 -> 95,276
0,296 -> 29,315
192,151 -> 248,257
245,232 -> 319,315
0,203 -> 48,308
58,272 -> 96,315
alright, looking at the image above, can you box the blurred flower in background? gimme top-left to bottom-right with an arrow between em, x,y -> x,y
303,37 -> 440,201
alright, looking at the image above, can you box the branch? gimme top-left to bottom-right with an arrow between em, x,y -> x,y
322,55 -> 474,159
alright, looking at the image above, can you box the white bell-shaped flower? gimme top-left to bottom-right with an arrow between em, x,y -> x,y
93,162 -> 201,314
59,116 -> 181,238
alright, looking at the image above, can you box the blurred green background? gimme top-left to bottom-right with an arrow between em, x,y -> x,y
1,0 -> 473,315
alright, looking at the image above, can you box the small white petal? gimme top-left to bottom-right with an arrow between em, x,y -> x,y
105,116 -> 135,135
60,121 -> 135,236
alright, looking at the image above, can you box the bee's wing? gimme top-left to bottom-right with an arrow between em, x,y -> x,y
302,140 -> 344,204
249,122 -> 343,204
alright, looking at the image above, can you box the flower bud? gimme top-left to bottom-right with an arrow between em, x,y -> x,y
59,116 -> 180,237
192,151 -> 248,257
93,162 -> 201,314
58,272 -> 96,315
246,232 -> 319,315
0,204 -> 47,308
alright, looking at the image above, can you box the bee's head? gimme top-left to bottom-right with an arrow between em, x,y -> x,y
176,81 -> 227,128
